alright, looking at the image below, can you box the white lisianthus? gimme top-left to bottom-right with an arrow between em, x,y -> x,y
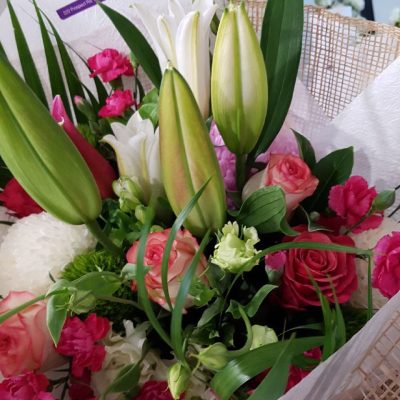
102,112 -> 163,203
0,212 -> 96,296
349,217 -> 400,310
133,0 -> 217,117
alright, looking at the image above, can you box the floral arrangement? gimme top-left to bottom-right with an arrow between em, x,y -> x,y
0,1 -> 399,399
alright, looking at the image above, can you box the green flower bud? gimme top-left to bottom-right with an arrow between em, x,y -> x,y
250,325 -> 278,350
197,342 -> 230,370
211,3 -> 268,155
113,177 -> 143,212
211,222 -> 260,273
159,67 -> 226,237
68,289 -> 97,315
168,362 -> 191,400
0,57 -> 101,224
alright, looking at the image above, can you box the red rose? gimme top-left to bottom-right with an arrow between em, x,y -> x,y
0,372 -> 55,400
88,48 -> 134,83
134,381 -> 175,400
98,90 -> 135,118
280,227 -> 358,309
328,176 -> 382,233
0,178 -> 42,218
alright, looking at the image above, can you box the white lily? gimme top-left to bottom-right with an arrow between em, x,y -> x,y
102,112 -> 163,203
133,0 -> 217,117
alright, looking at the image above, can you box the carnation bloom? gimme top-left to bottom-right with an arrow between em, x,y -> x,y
88,48 -> 134,83
98,90 -> 135,118
0,212 -> 96,296
328,176 -> 382,233
56,314 -> 110,378
0,372 -> 55,400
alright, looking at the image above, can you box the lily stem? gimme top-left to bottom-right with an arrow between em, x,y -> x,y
85,219 -> 120,256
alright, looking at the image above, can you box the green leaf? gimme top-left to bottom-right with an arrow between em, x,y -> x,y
0,42 -> 8,61
138,88 -> 159,127
171,231 -> 211,362
33,0 -> 70,116
98,2 -> 162,88
7,0 -> 47,106
248,336 -> 294,400
304,147 -> 354,212
104,363 -> 141,396
198,298 -> 224,327
0,157 -> 12,188
72,271 -> 121,297
372,190 -> 396,212
237,186 -> 286,233
228,284 -> 277,319
251,0 -> 304,158
189,279 -> 216,307
294,130 -> 316,168
211,336 -> 324,400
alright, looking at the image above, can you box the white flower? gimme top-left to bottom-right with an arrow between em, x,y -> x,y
349,217 -> 400,310
133,0 -> 217,117
390,8 -> 400,26
102,112 -> 163,203
0,212 -> 96,296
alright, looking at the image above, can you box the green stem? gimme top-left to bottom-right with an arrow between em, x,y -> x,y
0,293 -> 45,324
367,255 -> 373,320
85,219 -> 120,256
228,306 -> 254,358
235,154 -> 247,193
97,295 -> 143,311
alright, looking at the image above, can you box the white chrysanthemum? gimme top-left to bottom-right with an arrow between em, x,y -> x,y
390,8 -> 400,26
0,212 -> 96,296
349,217 -> 400,309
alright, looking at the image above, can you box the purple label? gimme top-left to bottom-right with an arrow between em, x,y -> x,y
57,0 -> 105,20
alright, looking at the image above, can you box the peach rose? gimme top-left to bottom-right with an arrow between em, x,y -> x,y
0,291 -> 61,377
243,154 -> 319,212
126,229 -> 207,310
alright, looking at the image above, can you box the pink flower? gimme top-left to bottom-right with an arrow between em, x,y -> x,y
134,381 -> 175,400
0,178 -> 42,218
329,176 -> 382,233
56,314 -> 110,378
265,251 -> 287,271
126,229 -> 208,310
52,96 -> 117,199
243,154 -> 319,212
98,90 -> 135,118
0,372 -> 55,400
372,231 -> 400,298
0,292 -> 61,377
88,49 -> 134,83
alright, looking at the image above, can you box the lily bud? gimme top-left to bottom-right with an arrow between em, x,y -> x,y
159,67 -> 226,237
211,2 -> 268,155
197,342 -> 230,370
0,57 -> 102,224
168,362 -> 191,400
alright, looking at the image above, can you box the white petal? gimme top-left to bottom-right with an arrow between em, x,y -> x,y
102,135 -> 137,177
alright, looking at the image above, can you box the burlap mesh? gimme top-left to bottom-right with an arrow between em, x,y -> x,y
237,3 -> 400,400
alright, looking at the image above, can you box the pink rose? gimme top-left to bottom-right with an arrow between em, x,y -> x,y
372,231 -> 400,298
56,314 -> 110,378
126,229 -> 208,310
280,227 -> 358,310
0,372 -> 55,400
135,381 -> 176,400
98,90 -> 135,118
243,154 -> 318,212
88,49 -> 134,83
329,176 -> 383,233
0,292 -> 60,377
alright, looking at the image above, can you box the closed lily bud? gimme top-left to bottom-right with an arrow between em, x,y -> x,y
0,57 -> 102,224
159,67 -> 226,237
211,2 -> 268,155
168,362 -> 191,400
197,342 -> 230,370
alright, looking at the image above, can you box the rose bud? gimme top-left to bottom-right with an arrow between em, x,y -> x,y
168,362 -> 191,400
211,3 -> 268,155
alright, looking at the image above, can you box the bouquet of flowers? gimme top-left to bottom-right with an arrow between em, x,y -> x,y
0,1 -> 399,399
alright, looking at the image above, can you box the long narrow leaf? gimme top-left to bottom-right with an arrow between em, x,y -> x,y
98,2 -> 162,88
33,0 -> 70,116
251,0 -> 304,158
171,230 -> 211,362
7,0 -> 47,106
0,42 -> 8,61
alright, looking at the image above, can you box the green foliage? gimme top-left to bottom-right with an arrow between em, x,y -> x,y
138,88 -> 159,127
294,130 -> 316,169
372,190 -> 396,212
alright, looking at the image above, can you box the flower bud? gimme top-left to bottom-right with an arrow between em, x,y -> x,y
250,325 -> 278,350
197,342 -> 230,370
0,57 -> 102,224
211,3 -> 268,155
168,362 -> 191,400
159,67 -> 226,237
74,96 -> 97,121
113,177 -> 143,212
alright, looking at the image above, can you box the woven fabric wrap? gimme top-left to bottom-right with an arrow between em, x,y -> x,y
238,2 -> 400,400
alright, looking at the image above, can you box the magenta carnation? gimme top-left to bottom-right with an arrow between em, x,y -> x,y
98,90 -> 135,118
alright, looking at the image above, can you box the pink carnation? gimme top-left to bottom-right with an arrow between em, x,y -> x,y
98,90 -> 135,118
0,372 -> 55,400
328,176 -> 382,233
88,48 -> 134,83
56,314 -> 110,378
372,231 -> 400,298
